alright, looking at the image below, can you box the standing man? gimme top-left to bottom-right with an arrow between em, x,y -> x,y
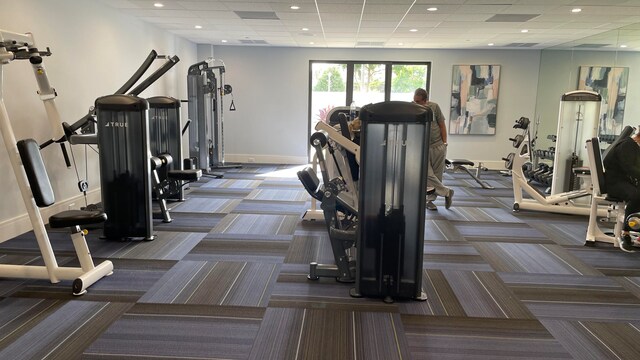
414,88 -> 454,210
603,126 -> 640,252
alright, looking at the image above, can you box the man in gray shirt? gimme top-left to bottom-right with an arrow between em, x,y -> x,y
414,88 -> 454,210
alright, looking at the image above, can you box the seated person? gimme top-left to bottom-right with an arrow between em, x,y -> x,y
603,126 -> 640,252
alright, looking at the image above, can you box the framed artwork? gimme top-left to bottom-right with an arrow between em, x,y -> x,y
578,66 -> 628,135
449,64 -> 500,135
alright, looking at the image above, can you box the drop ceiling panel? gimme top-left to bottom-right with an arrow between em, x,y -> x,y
177,1 -> 228,11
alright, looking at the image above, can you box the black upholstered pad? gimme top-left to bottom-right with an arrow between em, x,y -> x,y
168,169 -> 202,181
297,167 -> 323,201
17,139 -> 55,207
448,159 -> 475,167
49,210 -> 107,229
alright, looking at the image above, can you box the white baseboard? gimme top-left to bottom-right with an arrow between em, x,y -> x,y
0,189 -> 101,243
224,154 -> 308,165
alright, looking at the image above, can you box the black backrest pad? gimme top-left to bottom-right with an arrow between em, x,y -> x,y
297,167 -> 323,201
17,139 -> 55,207
602,125 -> 634,161
591,138 -> 606,194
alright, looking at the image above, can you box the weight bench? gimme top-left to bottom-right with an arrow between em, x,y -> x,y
12,138 -> 113,295
150,154 -> 202,223
446,158 -> 494,189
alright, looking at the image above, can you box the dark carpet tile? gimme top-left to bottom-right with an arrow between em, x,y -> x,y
152,212 -> 225,233
529,220 -> 590,246
403,315 -> 572,359
200,178 -> 262,189
423,242 -> 495,272
0,297 -> 65,349
232,199 -> 307,215
83,304 -> 263,360
249,308 -> 410,360
185,237 -> 289,263
170,197 -> 241,213
140,260 -> 279,306
541,319 -> 640,360
457,222 -> 553,244
100,231 -> 206,261
246,188 -> 310,201
474,242 -> 602,275
567,246 -> 640,276
0,300 -> 131,360
424,220 -> 464,242
211,213 -> 300,237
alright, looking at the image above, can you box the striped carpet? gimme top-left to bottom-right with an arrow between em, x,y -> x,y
1,165 -> 640,359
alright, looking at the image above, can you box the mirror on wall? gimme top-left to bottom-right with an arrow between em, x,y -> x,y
533,23 -> 640,151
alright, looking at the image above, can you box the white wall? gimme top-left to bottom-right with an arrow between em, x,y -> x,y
0,0 -> 196,240
203,46 -> 541,166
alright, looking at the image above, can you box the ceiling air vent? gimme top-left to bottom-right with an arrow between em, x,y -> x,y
238,39 -> 269,44
234,11 -> 279,20
486,14 -> 539,22
573,43 -> 609,48
505,42 -> 538,47
356,41 -> 385,47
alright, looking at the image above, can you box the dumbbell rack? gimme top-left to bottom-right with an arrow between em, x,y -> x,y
502,117 -> 607,216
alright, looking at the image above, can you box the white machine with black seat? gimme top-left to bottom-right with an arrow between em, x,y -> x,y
585,126 -> 633,247
0,29 -> 112,294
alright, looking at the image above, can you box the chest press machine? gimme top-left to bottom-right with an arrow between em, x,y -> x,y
0,29 -> 112,295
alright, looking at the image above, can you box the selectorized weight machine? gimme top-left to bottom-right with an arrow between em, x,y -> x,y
187,59 -> 238,177
0,29 -> 113,295
503,91 -> 607,216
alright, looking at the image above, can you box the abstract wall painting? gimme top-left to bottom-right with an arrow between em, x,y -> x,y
578,66 -> 628,136
449,65 -> 500,135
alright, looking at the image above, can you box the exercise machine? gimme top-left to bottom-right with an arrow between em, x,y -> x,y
302,106 -> 360,221
503,91 -> 607,216
187,59 -> 237,176
585,132 -> 629,247
0,29 -> 112,294
350,101 -> 430,303
63,52 -> 181,240
445,159 -> 494,189
298,131 -> 358,282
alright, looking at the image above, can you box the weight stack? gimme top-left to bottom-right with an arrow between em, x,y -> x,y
352,101 -> 431,302
148,96 -> 184,201
96,95 -> 153,240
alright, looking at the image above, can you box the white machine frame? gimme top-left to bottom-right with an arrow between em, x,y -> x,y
0,29 -> 112,294
509,126 -> 607,217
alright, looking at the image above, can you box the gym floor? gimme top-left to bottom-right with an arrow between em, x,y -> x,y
0,165 -> 639,359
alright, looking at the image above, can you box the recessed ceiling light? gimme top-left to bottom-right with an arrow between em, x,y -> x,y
194,25 -> 202,29
521,29 -> 529,33
410,28 -> 418,32
398,42 -> 404,46
221,40 -> 228,43
620,44 -> 628,48
153,3 -> 164,8
291,5 -> 300,10
427,7 -> 438,12
572,8 -> 582,13
488,43 -> 494,46
302,27 -> 309,31
309,42 -> 314,45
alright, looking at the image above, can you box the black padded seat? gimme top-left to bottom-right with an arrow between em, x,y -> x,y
49,210 -> 107,229
297,167 -> 323,201
447,159 -> 474,167
168,169 -> 202,181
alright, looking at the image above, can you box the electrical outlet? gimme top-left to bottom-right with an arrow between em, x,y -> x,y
248,157 -> 255,163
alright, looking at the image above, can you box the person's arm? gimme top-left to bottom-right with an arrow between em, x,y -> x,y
433,103 -> 447,144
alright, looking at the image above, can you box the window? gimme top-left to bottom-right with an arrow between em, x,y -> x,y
308,61 -> 431,154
